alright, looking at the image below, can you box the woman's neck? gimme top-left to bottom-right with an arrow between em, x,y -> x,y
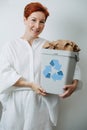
21,32 -> 38,45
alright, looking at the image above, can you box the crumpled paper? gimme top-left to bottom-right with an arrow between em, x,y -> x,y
43,40 -> 80,52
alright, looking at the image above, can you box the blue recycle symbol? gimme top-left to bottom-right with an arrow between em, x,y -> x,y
43,59 -> 64,81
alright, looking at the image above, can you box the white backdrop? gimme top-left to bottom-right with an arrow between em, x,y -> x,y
0,0 -> 87,130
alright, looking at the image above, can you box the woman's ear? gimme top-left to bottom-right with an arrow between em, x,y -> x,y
23,17 -> 27,25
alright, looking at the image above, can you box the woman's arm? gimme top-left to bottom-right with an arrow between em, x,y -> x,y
14,78 -> 46,96
59,79 -> 78,98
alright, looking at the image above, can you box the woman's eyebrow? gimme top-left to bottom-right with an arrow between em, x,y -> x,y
31,16 -> 45,21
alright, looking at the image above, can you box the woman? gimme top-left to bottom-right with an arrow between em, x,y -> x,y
0,2 -> 80,130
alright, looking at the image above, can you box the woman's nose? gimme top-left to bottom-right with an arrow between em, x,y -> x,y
35,22 -> 40,28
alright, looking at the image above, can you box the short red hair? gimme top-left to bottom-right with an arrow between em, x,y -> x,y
24,2 -> 49,20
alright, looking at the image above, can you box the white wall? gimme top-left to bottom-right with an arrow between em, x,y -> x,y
0,0 -> 87,130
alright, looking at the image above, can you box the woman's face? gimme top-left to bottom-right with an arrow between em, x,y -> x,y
24,11 -> 46,38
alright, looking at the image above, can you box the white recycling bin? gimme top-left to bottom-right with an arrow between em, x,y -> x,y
40,49 -> 79,94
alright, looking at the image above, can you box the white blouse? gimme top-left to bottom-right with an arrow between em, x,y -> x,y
0,38 -> 81,127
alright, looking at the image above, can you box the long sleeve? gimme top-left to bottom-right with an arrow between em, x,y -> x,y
0,44 -> 22,93
73,63 -> 81,80
73,63 -> 82,91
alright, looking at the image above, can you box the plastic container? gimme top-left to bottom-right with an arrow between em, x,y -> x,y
40,49 -> 79,94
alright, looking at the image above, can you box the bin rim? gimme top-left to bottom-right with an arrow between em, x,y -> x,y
41,49 -> 79,61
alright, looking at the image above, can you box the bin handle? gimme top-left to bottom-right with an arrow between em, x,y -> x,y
75,54 -> 79,61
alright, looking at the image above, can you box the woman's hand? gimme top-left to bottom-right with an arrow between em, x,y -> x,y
31,82 -> 47,96
59,80 -> 78,98
14,78 -> 46,96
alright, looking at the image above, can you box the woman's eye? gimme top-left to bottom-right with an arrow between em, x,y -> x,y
31,19 -> 45,24
40,21 -> 45,24
32,19 -> 36,22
